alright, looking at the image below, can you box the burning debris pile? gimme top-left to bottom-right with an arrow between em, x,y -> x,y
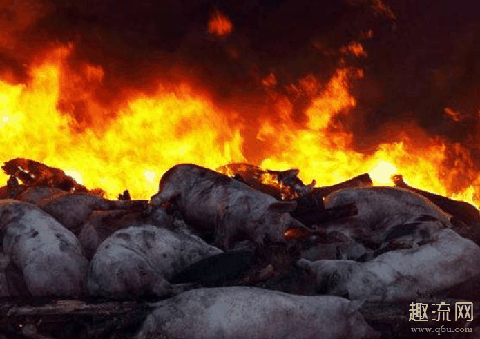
1,158 -> 480,339
1,158 -> 106,199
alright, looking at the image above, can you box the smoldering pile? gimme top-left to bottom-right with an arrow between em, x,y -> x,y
1,158 -> 480,339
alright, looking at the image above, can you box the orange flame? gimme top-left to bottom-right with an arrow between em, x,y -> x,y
0,44 -> 478,209
208,9 -> 233,38
0,46 -> 244,199
341,42 -> 368,57
444,107 -> 461,122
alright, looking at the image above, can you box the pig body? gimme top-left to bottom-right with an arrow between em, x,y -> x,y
16,186 -> 67,205
87,225 -> 222,299
323,187 -> 452,249
150,164 -> 306,250
0,200 -> 88,297
134,286 -> 379,339
0,253 -> 30,297
78,207 -> 172,259
39,192 -> 125,235
0,253 -> 10,297
298,231 -> 371,262
298,228 -> 480,301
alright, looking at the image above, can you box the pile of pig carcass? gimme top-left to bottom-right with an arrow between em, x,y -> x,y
1,158 -> 480,339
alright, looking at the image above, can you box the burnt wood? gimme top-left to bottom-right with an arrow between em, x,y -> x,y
290,173 -> 369,226
0,299 -> 152,339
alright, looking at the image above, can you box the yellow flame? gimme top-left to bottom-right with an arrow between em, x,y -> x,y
369,161 -> 397,185
64,170 -> 83,185
0,48 -> 244,199
144,171 -> 156,184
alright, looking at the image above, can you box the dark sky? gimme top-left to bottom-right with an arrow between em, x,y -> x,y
1,0 -> 480,188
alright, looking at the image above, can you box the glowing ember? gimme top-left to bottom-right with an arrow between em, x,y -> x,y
444,107 -> 461,122
369,161 -> 397,185
341,42 -> 368,57
284,228 -> 310,240
208,9 -> 233,37
260,172 -> 278,187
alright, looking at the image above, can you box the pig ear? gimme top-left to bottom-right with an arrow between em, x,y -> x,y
268,200 -> 297,213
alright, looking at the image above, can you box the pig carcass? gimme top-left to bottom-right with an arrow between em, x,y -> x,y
87,225 -> 222,299
149,164 -> 308,250
322,187 -> 452,250
15,186 -> 67,205
298,230 -> 371,262
134,286 -> 379,339
297,228 -> 480,301
78,207 -> 173,260
0,253 -> 29,297
1,157 -> 86,193
0,253 -> 11,297
0,200 -> 88,297
38,192 -> 129,235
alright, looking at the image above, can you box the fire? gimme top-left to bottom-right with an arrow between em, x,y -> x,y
64,170 -> 83,185
284,227 -> 312,240
369,161 -> 397,185
208,9 -> 233,38
0,43 -> 478,208
257,67 -> 479,207
341,42 -> 368,57
0,46 -> 244,199
444,107 -> 461,122
144,171 -> 156,184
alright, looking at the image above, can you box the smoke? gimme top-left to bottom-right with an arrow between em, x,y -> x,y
348,0 -> 480,148
339,0 -> 480,191
1,0 -> 385,106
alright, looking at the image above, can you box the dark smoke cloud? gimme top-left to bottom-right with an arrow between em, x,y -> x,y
348,0 -> 480,143
339,0 -> 480,191
2,0 -> 385,107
